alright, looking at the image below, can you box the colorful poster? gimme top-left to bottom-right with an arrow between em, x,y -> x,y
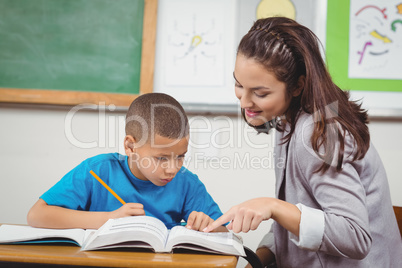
349,1 -> 402,80
326,0 -> 402,93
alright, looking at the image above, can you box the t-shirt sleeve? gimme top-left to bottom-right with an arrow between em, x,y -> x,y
40,160 -> 93,210
181,173 -> 223,222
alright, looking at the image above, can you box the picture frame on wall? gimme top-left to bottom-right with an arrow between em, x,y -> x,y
326,0 -> 402,115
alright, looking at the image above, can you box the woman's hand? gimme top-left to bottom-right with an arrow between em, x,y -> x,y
203,197 -> 274,233
204,197 -> 301,236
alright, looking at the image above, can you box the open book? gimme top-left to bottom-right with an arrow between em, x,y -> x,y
0,216 -> 245,256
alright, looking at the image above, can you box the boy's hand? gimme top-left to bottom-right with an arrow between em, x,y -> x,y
110,203 -> 145,219
186,211 -> 214,231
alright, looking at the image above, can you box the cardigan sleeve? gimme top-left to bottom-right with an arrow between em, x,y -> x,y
289,203 -> 324,251
291,115 -> 372,259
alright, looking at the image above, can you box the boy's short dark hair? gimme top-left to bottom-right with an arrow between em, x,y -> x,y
125,93 -> 189,144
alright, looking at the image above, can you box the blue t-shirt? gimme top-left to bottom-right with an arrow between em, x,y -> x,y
40,153 -> 223,229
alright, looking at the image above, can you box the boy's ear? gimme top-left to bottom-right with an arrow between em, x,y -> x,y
124,135 -> 136,153
293,75 -> 305,97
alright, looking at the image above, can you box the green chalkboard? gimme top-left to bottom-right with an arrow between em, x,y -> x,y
0,0 -> 157,106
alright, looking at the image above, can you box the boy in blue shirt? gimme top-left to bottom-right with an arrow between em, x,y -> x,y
27,93 -> 226,232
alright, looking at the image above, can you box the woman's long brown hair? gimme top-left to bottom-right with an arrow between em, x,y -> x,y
238,17 -> 369,173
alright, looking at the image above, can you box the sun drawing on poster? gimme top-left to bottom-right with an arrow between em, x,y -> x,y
166,14 -> 223,85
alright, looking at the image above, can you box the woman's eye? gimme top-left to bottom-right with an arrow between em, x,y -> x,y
235,83 -> 242,88
156,157 -> 168,161
255,93 -> 268,98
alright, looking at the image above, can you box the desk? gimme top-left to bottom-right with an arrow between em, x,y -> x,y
0,244 -> 238,267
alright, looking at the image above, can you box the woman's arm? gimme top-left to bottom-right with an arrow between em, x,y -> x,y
203,197 -> 301,236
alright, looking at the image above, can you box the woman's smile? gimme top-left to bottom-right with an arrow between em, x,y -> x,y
244,109 -> 262,118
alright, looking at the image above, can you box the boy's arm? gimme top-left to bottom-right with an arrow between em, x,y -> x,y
27,199 -> 145,229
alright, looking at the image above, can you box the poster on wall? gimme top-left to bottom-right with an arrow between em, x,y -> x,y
326,0 -> 402,94
163,1 -> 225,87
154,0 -> 327,107
153,0 -> 238,105
348,0 -> 402,80
327,0 -> 402,112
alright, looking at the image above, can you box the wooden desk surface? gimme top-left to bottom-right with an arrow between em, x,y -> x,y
0,244 -> 238,267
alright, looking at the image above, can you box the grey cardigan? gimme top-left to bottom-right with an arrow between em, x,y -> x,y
259,112 -> 402,267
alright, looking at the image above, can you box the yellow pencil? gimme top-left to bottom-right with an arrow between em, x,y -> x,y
89,170 -> 126,205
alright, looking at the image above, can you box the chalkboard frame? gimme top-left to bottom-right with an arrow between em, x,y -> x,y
0,0 -> 157,107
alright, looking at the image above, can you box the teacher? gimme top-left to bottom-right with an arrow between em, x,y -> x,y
204,17 -> 402,267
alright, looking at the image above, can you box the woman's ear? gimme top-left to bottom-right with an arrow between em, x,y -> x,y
124,135 -> 136,154
293,75 -> 305,97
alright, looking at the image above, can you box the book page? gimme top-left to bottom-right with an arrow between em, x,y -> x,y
83,229 -> 97,244
82,216 -> 169,252
165,226 -> 245,256
0,224 -> 87,246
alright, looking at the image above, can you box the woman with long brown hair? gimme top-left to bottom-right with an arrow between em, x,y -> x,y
204,17 -> 402,267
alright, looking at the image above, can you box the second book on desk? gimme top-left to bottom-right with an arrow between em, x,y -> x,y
0,216 -> 246,257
